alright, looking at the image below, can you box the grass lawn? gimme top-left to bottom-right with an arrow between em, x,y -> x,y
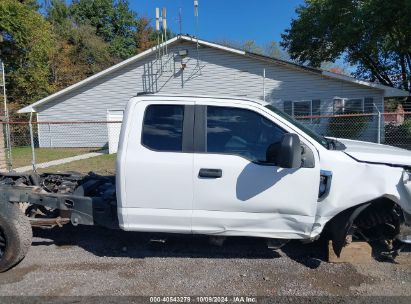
11,146 -> 101,168
39,153 -> 116,175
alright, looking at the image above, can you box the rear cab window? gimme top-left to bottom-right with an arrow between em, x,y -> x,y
142,105 -> 184,152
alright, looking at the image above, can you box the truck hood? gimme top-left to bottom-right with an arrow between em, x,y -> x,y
337,138 -> 411,167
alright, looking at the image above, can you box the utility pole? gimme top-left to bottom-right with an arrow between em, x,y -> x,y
0,61 -> 12,171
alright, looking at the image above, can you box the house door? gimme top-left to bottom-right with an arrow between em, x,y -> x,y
107,110 -> 124,154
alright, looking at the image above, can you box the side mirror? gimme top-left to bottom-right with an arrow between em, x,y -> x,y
266,133 -> 302,169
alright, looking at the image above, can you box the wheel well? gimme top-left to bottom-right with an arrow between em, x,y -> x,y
323,197 -> 404,257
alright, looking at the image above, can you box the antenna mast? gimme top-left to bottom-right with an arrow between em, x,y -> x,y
155,7 -> 171,74
155,7 -> 160,70
163,7 -> 168,56
178,8 -> 182,34
194,0 -> 200,69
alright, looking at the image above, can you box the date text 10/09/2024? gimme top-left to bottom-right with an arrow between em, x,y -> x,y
149,296 -> 258,303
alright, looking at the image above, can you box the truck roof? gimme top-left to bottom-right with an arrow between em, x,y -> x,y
133,92 -> 270,107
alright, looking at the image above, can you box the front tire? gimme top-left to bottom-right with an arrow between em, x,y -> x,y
0,202 -> 32,272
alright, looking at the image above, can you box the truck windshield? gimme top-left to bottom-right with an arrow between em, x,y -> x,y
265,104 -> 329,149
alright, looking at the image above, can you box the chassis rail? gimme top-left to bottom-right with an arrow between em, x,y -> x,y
0,172 -> 118,229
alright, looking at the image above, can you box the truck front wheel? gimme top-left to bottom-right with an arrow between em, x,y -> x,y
0,202 -> 32,272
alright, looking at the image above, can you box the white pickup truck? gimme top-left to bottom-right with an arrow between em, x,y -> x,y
1,93 -> 410,272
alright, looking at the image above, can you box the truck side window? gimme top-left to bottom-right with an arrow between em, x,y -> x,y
142,105 -> 184,152
207,106 -> 285,163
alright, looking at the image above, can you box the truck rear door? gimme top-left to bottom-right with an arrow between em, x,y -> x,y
120,100 -> 195,233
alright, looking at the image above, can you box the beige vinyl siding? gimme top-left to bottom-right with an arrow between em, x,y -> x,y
36,41 -> 385,147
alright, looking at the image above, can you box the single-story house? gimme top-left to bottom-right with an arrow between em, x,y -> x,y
19,35 -> 409,150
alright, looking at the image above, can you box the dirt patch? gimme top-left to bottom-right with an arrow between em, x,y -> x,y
45,281 -> 79,297
0,265 -> 39,285
303,264 -> 373,295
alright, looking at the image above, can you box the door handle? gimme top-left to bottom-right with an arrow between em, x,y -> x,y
199,168 -> 222,178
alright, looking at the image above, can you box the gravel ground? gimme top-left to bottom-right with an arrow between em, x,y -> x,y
0,225 -> 410,298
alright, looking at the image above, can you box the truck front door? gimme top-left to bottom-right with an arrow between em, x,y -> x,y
192,103 -> 321,239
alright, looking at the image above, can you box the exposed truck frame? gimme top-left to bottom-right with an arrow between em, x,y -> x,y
0,172 -> 117,229
0,171 -> 120,272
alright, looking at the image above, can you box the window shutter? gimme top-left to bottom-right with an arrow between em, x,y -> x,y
283,100 -> 293,116
312,99 -> 321,116
364,97 -> 374,113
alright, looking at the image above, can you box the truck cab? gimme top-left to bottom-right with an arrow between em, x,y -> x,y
116,94 -> 411,248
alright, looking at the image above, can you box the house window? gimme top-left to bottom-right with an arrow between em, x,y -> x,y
293,100 -> 312,117
283,100 -> 321,122
333,98 -> 364,114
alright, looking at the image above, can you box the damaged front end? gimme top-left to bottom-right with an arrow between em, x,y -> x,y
325,197 -> 411,260
316,138 -> 411,260
320,160 -> 411,260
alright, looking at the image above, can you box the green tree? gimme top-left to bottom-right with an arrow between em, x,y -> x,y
242,40 -> 263,55
46,0 -> 113,90
281,0 -> 411,93
217,39 -> 290,60
0,0 -> 53,106
46,0 -> 70,27
264,41 -> 290,61
134,17 -> 155,53
70,0 -> 137,59
46,0 -> 157,91
17,0 -> 40,10
321,61 -> 350,75
216,39 -> 242,50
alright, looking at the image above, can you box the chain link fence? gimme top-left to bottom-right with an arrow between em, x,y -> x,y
1,111 -> 411,174
295,111 -> 411,150
296,113 -> 382,144
1,121 -> 122,174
